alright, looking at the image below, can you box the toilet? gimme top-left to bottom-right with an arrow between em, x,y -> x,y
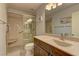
25,43 -> 34,56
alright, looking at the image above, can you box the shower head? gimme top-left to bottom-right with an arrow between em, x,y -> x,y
24,18 -> 32,24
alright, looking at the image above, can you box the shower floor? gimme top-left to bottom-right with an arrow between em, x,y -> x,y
7,46 -> 25,56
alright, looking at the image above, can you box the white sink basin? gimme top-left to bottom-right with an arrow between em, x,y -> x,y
53,40 -> 72,47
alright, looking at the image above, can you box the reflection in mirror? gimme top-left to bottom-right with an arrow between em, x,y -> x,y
45,3 -> 79,39
45,9 -> 52,34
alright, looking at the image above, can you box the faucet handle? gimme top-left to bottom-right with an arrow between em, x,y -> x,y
60,33 -> 63,36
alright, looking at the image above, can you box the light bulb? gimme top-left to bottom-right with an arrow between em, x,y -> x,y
52,3 -> 57,9
58,3 -> 63,6
45,4 -> 52,10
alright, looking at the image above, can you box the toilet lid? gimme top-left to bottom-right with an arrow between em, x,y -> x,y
25,43 -> 34,50
25,43 -> 34,47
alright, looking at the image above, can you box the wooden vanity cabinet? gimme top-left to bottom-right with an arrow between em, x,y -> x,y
34,38 -> 72,56
34,44 -> 48,56
52,47 -> 72,56
34,38 -> 49,56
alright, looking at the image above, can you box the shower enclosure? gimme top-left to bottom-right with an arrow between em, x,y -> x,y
7,12 -> 36,55
23,16 -> 36,45
21,16 -> 36,55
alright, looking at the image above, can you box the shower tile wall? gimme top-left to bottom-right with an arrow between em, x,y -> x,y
7,12 -> 23,48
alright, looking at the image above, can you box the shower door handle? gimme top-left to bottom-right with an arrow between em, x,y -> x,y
7,24 -> 9,32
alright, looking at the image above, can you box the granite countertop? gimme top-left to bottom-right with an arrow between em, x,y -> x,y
34,35 -> 79,56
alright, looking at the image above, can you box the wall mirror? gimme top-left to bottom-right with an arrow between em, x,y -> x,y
45,3 -> 79,39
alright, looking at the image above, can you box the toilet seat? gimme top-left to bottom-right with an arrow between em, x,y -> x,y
25,43 -> 34,56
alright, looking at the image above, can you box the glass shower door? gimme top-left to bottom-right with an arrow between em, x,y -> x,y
23,17 -> 36,44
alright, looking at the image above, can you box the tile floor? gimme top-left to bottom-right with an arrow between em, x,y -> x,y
7,46 -> 25,56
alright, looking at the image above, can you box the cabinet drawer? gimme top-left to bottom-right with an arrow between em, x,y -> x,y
53,47 -> 71,56
39,40 -> 50,52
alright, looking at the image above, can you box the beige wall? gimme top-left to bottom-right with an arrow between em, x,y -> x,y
36,5 -> 45,35
0,3 -> 7,55
7,12 -> 23,47
72,11 -> 79,38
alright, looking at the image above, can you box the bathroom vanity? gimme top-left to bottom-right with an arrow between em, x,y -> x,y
34,35 -> 79,56
34,4 -> 79,56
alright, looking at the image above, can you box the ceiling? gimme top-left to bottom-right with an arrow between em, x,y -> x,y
7,3 -> 77,16
7,3 -> 43,12
8,12 -> 22,18
7,3 -> 76,13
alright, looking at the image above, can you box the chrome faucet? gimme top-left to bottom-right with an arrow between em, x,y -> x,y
60,33 -> 68,41
60,33 -> 64,41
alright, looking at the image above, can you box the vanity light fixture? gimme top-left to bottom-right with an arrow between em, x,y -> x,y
45,3 -> 63,11
45,3 -> 52,10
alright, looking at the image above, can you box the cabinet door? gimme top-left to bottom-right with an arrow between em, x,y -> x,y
34,44 -> 40,56
39,47 -> 48,56
34,44 -> 49,56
